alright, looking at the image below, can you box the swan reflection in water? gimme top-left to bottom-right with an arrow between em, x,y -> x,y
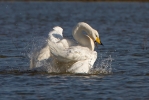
30,22 -> 103,73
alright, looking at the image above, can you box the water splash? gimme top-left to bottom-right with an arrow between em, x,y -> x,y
27,37 -> 63,73
27,37 -> 114,75
89,55 -> 113,74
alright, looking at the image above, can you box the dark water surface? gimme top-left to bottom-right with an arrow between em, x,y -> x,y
0,2 -> 149,99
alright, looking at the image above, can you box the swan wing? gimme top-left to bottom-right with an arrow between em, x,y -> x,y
67,60 -> 91,73
48,26 -> 63,43
68,51 -> 97,73
37,45 -> 50,61
48,40 -> 96,62
37,26 -> 63,61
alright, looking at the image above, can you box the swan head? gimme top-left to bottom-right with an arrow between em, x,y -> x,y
90,29 -> 103,45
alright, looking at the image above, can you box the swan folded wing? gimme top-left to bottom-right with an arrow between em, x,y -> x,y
68,60 -> 90,73
48,40 -> 97,62
68,51 -> 97,73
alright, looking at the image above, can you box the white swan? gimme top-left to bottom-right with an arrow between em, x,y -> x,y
32,22 -> 103,73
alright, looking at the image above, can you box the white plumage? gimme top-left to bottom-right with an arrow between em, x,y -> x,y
30,22 -> 102,73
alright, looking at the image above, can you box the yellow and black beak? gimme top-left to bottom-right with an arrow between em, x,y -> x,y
95,37 -> 103,46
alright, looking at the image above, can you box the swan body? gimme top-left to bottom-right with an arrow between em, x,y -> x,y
32,22 -> 102,73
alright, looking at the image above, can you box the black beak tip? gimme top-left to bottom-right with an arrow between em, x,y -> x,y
101,42 -> 104,46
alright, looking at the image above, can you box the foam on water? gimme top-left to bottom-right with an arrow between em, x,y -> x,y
28,37 -> 113,74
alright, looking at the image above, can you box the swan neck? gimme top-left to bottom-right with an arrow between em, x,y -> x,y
72,22 -> 94,51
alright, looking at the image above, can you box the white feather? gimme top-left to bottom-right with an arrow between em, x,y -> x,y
32,22 -> 101,73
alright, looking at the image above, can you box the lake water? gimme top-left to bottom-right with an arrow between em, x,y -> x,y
0,2 -> 149,99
